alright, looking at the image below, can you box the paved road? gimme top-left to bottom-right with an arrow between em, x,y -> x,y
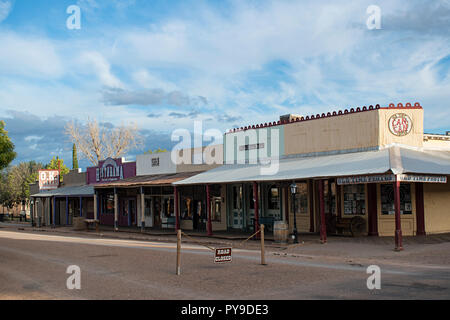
0,229 -> 449,300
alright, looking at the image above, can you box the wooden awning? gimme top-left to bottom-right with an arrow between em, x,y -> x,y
93,171 -> 204,189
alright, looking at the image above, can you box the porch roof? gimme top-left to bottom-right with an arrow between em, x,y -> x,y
93,171 -> 203,189
31,184 -> 94,198
173,146 -> 450,185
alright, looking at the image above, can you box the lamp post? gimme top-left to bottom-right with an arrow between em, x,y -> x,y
290,183 -> 298,244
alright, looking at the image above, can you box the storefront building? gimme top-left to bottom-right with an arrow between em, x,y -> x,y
94,146 -> 224,232
175,103 -> 450,249
30,158 -> 136,227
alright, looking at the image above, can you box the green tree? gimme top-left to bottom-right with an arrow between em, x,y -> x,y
145,148 -> 168,154
0,121 -> 16,170
5,161 -> 43,207
46,156 -> 70,177
72,143 -> 79,170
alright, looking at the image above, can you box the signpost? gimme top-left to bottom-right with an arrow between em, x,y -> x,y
214,248 -> 233,264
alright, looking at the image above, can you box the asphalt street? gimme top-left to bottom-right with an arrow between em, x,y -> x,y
0,229 -> 449,300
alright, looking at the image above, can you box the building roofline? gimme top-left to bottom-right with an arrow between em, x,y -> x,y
225,102 -> 423,135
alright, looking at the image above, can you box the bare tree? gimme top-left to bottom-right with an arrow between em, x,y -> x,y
65,119 -> 143,166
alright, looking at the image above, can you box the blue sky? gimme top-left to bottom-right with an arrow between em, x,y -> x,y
1,0 -> 449,168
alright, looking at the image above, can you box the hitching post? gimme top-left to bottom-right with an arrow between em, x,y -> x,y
261,224 -> 266,265
176,229 -> 181,275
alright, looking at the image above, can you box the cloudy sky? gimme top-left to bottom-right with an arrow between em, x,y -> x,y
1,0 -> 449,169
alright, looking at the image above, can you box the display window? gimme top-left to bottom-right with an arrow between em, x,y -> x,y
294,182 -> 308,214
343,185 -> 366,215
380,184 -> 412,215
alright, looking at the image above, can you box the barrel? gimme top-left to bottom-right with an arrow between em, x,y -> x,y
273,221 -> 289,244
73,217 -> 85,231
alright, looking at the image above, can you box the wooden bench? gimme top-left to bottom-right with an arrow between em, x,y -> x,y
84,219 -> 100,232
335,216 -> 366,237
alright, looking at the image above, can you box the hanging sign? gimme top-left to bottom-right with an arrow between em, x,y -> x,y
214,248 -> 233,264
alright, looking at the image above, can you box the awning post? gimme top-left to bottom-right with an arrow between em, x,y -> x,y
319,180 -> 327,244
253,182 -> 260,239
114,188 -> 119,231
141,187 -> 146,232
206,185 -> 213,236
394,177 -> 403,251
174,186 -> 180,231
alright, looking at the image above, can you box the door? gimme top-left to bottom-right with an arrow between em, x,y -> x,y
120,198 -> 136,227
231,185 -> 244,229
144,198 -> 153,227
153,196 -> 162,228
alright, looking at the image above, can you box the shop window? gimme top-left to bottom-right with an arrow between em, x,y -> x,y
162,198 -> 174,217
343,185 -> 366,215
101,195 -> 114,215
181,197 -> 193,220
268,186 -> 280,210
294,183 -> 308,214
381,184 -> 412,215
211,197 -> 222,222
324,181 -> 337,215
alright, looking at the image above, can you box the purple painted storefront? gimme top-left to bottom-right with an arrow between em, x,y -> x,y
87,158 -> 136,226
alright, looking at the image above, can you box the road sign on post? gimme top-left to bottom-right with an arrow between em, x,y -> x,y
214,248 -> 232,264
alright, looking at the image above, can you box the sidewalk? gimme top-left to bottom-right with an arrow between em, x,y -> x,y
2,221 -> 450,268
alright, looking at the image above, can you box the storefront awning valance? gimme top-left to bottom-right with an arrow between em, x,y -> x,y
94,171 -> 203,189
31,184 -> 94,198
174,146 -> 450,185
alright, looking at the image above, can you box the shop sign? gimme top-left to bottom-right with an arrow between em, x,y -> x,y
338,174 -> 447,185
214,248 -> 232,264
96,158 -> 124,183
397,174 -> 447,184
389,113 -> 413,136
337,175 -> 395,185
39,170 -> 60,190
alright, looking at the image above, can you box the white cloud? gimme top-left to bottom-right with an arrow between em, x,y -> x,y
79,51 -> 123,88
0,32 -> 64,78
0,0 -> 12,23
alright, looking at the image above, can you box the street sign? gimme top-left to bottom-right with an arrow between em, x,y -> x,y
214,248 -> 232,264
39,170 -> 60,190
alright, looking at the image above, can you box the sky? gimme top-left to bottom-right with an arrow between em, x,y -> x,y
0,0 -> 449,169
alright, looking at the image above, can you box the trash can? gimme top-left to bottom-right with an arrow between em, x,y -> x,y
273,221 -> 289,244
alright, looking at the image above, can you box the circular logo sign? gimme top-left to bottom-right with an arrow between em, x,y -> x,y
389,113 -> 413,136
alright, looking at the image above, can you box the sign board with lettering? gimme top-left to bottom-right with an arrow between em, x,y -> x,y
337,174 -> 447,185
87,158 -> 136,185
214,248 -> 232,264
39,170 -> 60,190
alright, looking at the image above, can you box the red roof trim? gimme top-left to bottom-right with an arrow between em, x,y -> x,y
227,103 -> 423,134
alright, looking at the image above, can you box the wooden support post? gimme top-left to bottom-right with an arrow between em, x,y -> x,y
254,182 -> 260,239
207,185 -> 213,236
261,224 -> 266,265
141,187 -> 146,233
308,180 -> 315,233
176,229 -> 181,276
394,178 -> 403,251
174,186 -> 180,231
79,197 -> 83,218
94,193 -> 98,221
114,189 -> 119,231
52,197 -> 56,227
66,196 -> 69,225
319,180 -> 327,244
